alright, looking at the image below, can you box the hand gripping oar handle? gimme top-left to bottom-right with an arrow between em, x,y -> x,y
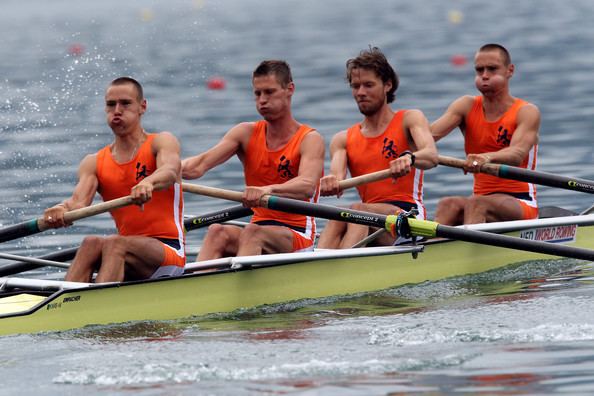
438,155 -> 594,194
0,196 -> 134,243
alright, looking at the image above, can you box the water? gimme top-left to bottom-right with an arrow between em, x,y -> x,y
1,0 -> 594,394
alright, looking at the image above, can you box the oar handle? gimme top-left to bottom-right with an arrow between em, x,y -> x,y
182,169 -> 393,202
338,169 -> 392,190
38,195 -> 135,231
0,196 -> 135,243
182,184 -> 243,202
439,154 -> 594,194
438,155 -> 499,176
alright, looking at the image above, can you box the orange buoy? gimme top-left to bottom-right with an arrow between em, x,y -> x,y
207,76 -> 226,90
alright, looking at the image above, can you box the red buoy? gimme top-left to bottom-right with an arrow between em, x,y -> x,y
207,76 -> 226,90
68,43 -> 85,56
450,54 -> 468,67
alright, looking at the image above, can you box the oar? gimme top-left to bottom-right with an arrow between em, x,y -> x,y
180,168 -> 393,202
0,252 -> 70,269
0,196 -> 135,244
0,204 -> 253,277
438,155 -> 594,194
337,168 -> 391,190
184,204 -> 252,232
182,183 -> 594,262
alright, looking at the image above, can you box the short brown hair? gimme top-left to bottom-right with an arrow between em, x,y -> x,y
478,43 -> 511,66
253,60 -> 293,88
346,47 -> 399,103
109,76 -> 144,101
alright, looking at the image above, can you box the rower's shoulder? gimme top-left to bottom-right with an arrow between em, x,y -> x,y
228,121 -> 258,137
516,99 -> 541,121
452,95 -> 477,109
517,99 -> 540,113
152,130 -> 180,143
150,131 -> 181,152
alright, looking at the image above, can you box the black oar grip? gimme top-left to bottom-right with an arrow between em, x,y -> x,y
0,219 -> 40,243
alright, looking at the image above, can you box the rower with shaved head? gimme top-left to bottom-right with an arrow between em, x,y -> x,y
43,77 -> 185,283
431,43 -> 541,225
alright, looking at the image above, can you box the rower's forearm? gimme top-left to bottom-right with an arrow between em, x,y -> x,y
268,178 -> 318,200
146,166 -> 180,190
413,148 -> 439,170
486,148 -> 527,167
181,156 -> 207,179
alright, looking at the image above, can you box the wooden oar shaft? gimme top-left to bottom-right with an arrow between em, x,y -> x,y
0,195 -> 135,244
338,169 -> 392,190
181,168 -> 392,201
183,183 -> 243,202
438,155 -> 594,194
61,196 -> 135,225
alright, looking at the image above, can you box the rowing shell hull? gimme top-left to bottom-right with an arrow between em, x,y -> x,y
1,215 -> 594,336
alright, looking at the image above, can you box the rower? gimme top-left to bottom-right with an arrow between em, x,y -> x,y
182,60 -> 325,260
317,46 -> 438,249
431,43 -> 541,225
43,77 -> 185,283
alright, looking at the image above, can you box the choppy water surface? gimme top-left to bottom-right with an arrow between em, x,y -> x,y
1,0 -> 594,394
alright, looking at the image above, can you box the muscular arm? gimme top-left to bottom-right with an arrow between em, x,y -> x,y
181,122 -> 252,179
388,110 -> 438,179
319,130 -> 347,197
405,109 -> 438,170
129,132 -> 182,204
245,131 -> 325,204
43,154 -> 99,227
431,95 -> 474,142
150,132 -> 182,188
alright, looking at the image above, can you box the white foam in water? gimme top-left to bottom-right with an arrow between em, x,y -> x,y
53,356 -> 476,386
368,295 -> 594,347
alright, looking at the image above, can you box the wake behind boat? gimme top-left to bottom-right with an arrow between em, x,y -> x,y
1,210 -> 593,336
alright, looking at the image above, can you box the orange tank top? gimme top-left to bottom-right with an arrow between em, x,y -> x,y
244,121 -> 318,238
346,111 -> 425,218
465,96 -> 538,201
96,134 -> 185,247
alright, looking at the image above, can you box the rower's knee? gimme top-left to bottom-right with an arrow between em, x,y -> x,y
80,235 -> 103,247
240,223 -> 263,243
435,196 -> 466,225
437,196 -> 462,211
102,234 -> 127,252
465,195 -> 489,212
204,223 -> 233,246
